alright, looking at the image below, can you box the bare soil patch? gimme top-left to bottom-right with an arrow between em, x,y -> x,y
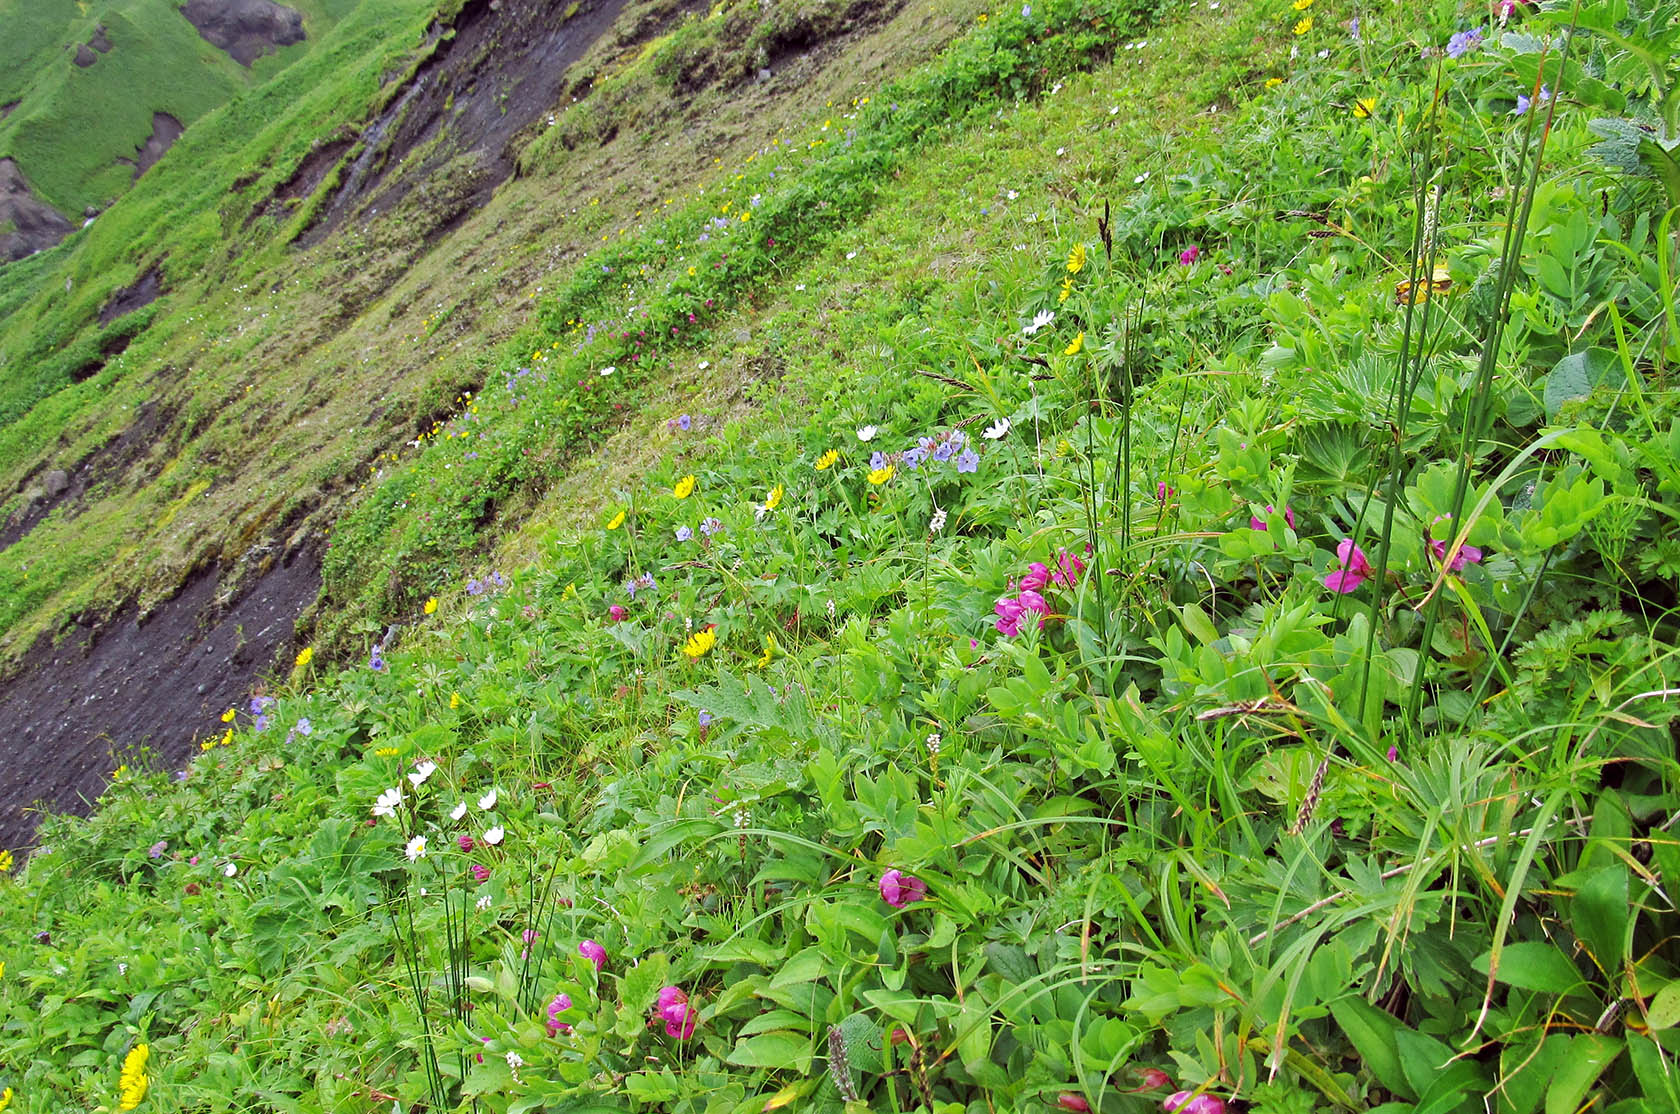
179,0 -> 307,67
0,157 -> 73,262
130,112 -> 185,179
98,266 -> 164,325
303,0 -> 631,245
0,549 -> 320,853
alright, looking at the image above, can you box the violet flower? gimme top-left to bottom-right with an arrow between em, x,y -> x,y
1323,539 -> 1374,593
879,869 -> 927,908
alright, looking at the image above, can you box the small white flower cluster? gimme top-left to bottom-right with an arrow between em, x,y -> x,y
926,732 -> 942,756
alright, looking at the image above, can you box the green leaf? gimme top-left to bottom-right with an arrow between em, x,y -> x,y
1328,998 -> 1414,1100
1472,941 -> 1586,994
1572,865 -> 1631,979
1637,138 -> 1680,210
1545,1034 -> 1622,1114
1646,981 -> 1680,1030
628,818 -> 725,872
1545,348 -> 1625,419
1394,1027 -> 1459,1101
1500,1034 -> 1572,1114
727,1030 -> 813,1071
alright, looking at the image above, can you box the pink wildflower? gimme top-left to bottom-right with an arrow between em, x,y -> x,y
656,985 -> 697,1039
1163,1092 -> 1227,1114
608,604 -> 627,623
579,939 -> 607,970
879,869 -> 927,908
1323,539 -> 1374,593
545,992 -> 574,1035
1052,547 -> 1084,587
470,863 -> 491,884
1179,245 -> 1201,265
1428,538 -> 1483,572
994,595 -> 1028,637
1020,562 -> 1052,592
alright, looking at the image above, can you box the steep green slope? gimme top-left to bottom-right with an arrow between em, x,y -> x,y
0,0 -> 403,237
3,0 -> 1680,1110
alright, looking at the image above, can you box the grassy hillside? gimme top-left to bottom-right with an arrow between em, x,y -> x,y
0,0 -> 389,220
2,0 -> 1679,1111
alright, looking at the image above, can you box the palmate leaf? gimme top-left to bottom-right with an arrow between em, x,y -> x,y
1296,423 -> 1374,487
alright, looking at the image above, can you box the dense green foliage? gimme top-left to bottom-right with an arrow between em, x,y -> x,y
3,0 -> 1680,1111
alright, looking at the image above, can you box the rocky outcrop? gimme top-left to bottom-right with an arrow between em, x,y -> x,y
0,158 -> 74,262
178,0 -> 306,66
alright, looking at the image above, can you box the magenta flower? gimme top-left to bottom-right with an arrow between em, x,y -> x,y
656,985 -> 697,1039
1428,538 -> 1483,572
1163,1092 -> 1227,1114
1156,482 -> 1175,501
1323,539 -> 1374,593
879,869 -> 927,908
1386,745 -> 1399,762
608,604 -> 628,623
470,863 -> 491,884
994,595 -> 1028,637
579,939 -> 607,970
1052,547 -> 1084,588
1057,1095 -> 1092,1112
1020,562 -> 1052,592
545,992 -> 574,1035
1179,245 -> 1201,265
1248,504 -> 1296,532
459,834 -> 476,852
1019,589 -> 1050,625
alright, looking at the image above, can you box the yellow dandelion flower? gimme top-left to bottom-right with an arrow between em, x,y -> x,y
219,729 -> 233,748
739,211 -> 750,222
764,484 -> 784,511
200,738 -> 216,752
1064,331 -> 1084,356
220,707 -> 236,723
450,691 -> 462,709
681,627 -> 717,660
1265,76 -> 1283,88
1058,276 -> 1074,303
867,464 -> 895,485
977,11 -> 987,21
606,509 -> 626,530
423,597 -> 438,615
673,474 -> 697,499
1066,242 -> 1087,275
1353,97 -> 1377,119
375,746 -> 401,757
1,1086 -> 13,1113
815,449 -> 839,470
1293,0 -> 1313,9
118,1044 -> 149,1110
562,582 -> 578,599
756,635 -> 777,668
0,849 -> 12,873
1293,15 -> 1312,34
295,647 -> 313,667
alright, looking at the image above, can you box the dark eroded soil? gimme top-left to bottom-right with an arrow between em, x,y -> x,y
98,266 -> 164,325
304,0 -> 631,243
0,552 -> 320,854
0,157 -> 74,262
179,0 -> 307,66
130,112 -> 186,179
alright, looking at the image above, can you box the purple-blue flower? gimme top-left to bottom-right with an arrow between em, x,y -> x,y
676,525 -> 693,542
1514,85 -> 1551,115
699,517 -> 722,537
467,578 -> 485,596
1445,25 -> 1484,57
955,447 -> 980,473
369,644 -> 388,672
678,414 -> 692,431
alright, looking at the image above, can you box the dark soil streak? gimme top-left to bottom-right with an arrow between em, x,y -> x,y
131,112 -> 185,179
99,266 -> 164,325
0,157 -> 74,262
303,0 -> 631,245
179,0 -> 306,67
0,551 -> 320,853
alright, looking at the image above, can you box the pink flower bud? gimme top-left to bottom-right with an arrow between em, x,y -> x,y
579,939 -> 607,970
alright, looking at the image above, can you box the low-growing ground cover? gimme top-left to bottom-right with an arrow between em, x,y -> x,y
2,0 -> 1679,1110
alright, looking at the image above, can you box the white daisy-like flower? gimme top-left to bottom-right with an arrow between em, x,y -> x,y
405,836 -> 427,862
857,425 -> 878,442
408,760 -> 437,788
599,366 -> 616,377
373,786 -> 403,818
983,418 -> 1012,440
483,826 -> 505,846
1023,310 -> 1054,336
223,862 -> 238,877
478,788 -> 498,810
450,801 -> 468,821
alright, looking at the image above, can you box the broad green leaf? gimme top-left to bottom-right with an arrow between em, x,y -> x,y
628,818 -> 725,872
1499,1034 -> 1571,1114
1473,941 -> 1587,995
1545,348 -> 1625,419
1328,997 -> 1413,1101
727,1031 -> 813,1071
1394,1027 -> 1458,1099
1572,865 -> 1631,979
1545,1033 -> 1622,1114
1647,981 -> 1680,1030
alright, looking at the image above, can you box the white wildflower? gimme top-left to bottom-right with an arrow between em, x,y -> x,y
856,425 -> 878,442
408,760 -> 437,788
405,836 -> 427,862
983,418 -> 1011,440
478,788 -> 498,810
483,826 -> 505,846
373,786 -> 403,818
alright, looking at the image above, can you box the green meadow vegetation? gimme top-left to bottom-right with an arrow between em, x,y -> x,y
3,0 -> 1680,1109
